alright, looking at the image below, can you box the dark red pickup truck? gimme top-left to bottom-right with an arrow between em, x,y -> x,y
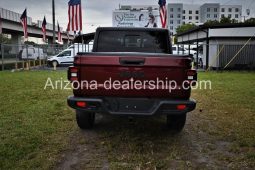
67,27 -> 197,132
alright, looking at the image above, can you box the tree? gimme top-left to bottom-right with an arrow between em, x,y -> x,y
220,16 -> 232,24
0,34 -> 11,44
204,20 -> 220,26
204,17 -> 239,26
173,36 -> 177,44
244,18 -> 255,24
24,41 -> 37,45
176,23 -> 197,35
0,34 -> 12,53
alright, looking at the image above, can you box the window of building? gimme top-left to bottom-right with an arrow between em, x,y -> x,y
177,20 -> 181,24
229,8 -> 232,12
207,8 -> 210,12
183,10 -> 185,14
177,14 -> 181,18
207,14 -> 210,18
235,14 -> 239,18
235,8 -> 239,13
196,10 -> 199,14
170,26 -> 173,30
178,8 -> 181,12
183,21 -> 185,24
170,14 -> 173,18
228,14 -> 232,18
170,20 -> 173,24
214,14 -> 218,18
214,8 -> 218,12
189,16 -> 192,20
170,8 -> 174,12
182,16 -> 185,19
196,16 -> 199,20
221,8 -> 225,12
189,10 -> 192,14
221,14 -> 225,18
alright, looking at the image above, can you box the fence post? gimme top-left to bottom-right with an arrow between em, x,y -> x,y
22,60 -> 24,70
26,45 -> 29,70
37,46 -> 40,67
1,44 -> 4,71
15,53 -> 18,70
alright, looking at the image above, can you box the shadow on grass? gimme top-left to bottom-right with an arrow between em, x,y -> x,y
76,115 -> 189,169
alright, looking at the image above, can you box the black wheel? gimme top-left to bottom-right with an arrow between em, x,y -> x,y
76,110 -> 95,129
166,114 -> 187,132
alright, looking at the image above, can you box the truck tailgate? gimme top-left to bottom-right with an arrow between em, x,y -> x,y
73,53 -> 192,99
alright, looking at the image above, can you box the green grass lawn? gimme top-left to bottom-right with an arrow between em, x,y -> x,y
0,70 -> 254,169
194,71 -> 255,147
193,71 -> 255,166
0,71 -> 75,169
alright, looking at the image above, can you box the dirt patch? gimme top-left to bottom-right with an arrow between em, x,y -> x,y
56,111 -> 253,169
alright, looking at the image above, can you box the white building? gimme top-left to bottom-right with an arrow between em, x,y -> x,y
220,5 -> 242,22
182,4 -> 201,25
168,3 -> 243,35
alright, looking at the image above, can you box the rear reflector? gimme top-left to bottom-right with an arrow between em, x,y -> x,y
76,101 -> 87,108
177,105 -> 187,110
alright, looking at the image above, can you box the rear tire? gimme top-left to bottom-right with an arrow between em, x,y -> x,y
76,110 -> 95,129
166,114 -> 187,132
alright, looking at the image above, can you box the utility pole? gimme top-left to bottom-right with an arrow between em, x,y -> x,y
52,0 -> 56,44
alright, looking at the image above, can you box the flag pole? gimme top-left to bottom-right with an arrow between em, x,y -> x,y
52,0 -> 56,45
25,8 -> 27,42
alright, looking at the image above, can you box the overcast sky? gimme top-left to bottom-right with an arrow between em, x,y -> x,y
0,0 -> 255,33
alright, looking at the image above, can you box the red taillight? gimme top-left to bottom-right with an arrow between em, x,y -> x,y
186,69 -> 197,86
76,101 -> 87,108
68,66 -> 78,81
187,69 -> 197,80
177,104 -> 187,110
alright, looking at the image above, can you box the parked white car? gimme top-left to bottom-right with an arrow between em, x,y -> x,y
47,44 -> 90,66
19,47 -> 45,60
172,45 -> 203,67
172,45 -> 197,55
47,49 -> 75,66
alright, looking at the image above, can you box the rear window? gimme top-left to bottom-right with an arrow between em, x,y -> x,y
96,30 -> 169,53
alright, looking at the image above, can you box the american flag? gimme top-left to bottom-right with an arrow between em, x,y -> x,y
158,0 -> 167,28
20,9 -> 28,39
58,22 -> 62,42
42,16 -> 47,42
67,0 -> 82,32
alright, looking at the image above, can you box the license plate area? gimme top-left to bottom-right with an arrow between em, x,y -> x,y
105,98 -> 156,113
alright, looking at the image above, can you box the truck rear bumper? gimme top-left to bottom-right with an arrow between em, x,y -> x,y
67,96 -> 196,116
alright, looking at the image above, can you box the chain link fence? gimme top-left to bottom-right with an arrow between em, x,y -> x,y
1,42 -> 255,71
0,44 -> 69,71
